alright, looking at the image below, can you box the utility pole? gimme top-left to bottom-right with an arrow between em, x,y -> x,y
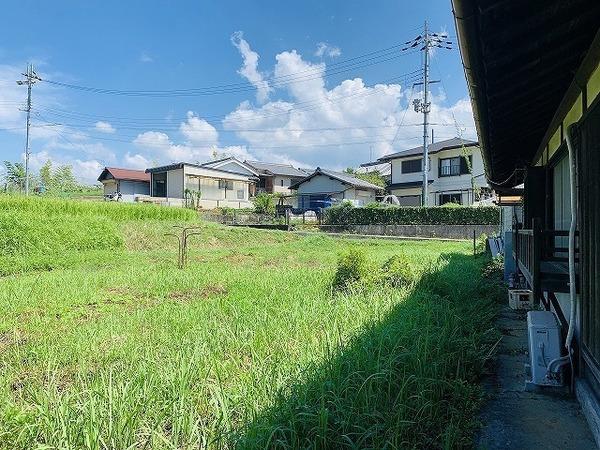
421,20 -> 430,206
403,22 -> 453,206
17,64 -> 41,196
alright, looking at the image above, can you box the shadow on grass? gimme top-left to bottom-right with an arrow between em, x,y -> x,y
229,253 -> 502,449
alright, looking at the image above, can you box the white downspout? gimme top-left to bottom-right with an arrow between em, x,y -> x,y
547,125 -> 578,378
565,125 -> 578,351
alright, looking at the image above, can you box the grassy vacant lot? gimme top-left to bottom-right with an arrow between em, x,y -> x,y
0,196 -> 500,449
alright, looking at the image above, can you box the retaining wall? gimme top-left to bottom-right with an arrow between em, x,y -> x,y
320,224 -> 498,239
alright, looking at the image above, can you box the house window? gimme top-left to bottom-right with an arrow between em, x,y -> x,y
439,156 -> 472,177
439,193 -> 462,205
219,180 -> 233,190
402,158 -> 422,173
237,189 -> 245,200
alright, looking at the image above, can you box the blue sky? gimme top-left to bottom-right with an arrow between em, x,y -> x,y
0,0 -> 476,183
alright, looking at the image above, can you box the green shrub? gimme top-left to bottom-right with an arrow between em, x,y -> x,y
324,203 -> 500,226
482,255 -> 504,280
379,254 -> 417,287
332,247 -> 371,290
254,193 -> 276,215
476,233 -> 489,254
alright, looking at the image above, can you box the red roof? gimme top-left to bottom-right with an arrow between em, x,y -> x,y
98,167 -> 150,183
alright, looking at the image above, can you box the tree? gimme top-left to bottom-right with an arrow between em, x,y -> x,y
2,161 -> 26,192
343,167 -> 386,188
52,165 -> 77,192
39,160 -> 53,190
353,170 -> 387,188
254,193 -> 276,214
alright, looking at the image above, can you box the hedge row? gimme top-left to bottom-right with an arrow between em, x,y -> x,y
323,204 -> 500,226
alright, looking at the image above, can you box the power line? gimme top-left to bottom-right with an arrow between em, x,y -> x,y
41,46 -> 422,97
32,71 -> 424,127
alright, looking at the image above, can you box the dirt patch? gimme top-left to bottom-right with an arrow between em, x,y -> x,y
224,252 -> 255,264
201,283 -> 228,298
168,284 -> 228,303
0,330 -> 27,353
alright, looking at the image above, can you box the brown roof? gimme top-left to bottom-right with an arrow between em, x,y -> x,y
98,167 -> 150,183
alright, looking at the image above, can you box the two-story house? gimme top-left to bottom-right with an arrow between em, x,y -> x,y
201,157 -> 309,196
370,137 -> 490,206
243,160 -> 309,195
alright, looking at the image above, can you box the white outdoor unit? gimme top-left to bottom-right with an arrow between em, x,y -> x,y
525,311 -> 564,389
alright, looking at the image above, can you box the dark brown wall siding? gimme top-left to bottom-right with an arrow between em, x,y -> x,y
575,96 -> 600,386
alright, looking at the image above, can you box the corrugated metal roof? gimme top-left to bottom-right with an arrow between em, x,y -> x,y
98,167 -> 150,183
244,160 -> 308,177
377,137 -> 478,161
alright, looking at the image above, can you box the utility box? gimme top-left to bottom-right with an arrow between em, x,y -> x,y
526,311 -> 563,388
508,289 -> 534,310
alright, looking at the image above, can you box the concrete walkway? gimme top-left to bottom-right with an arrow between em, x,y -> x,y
477,306 -> 596,449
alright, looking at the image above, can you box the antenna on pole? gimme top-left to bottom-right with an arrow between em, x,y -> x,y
17,63 -> 41,196
402,23 -> 453,206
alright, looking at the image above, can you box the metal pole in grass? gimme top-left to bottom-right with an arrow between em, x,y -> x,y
473,229 -> 476,255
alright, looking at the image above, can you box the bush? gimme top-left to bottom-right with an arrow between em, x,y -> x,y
324,203 -> 500,226
332,247 -> 371,291
482,255 -> 504,280
379,254 -> 417,287
254,193 -> 276,215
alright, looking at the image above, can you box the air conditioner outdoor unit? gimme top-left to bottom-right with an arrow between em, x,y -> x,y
525,311 -> 564,390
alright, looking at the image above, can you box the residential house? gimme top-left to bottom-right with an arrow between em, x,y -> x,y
453,0 -> 600,441
97,167 -> 150,202
145,162 -> 255,208
289,167 -> 381,211
244,160 -> 309,195
372,137 -> 490,206
200,157 -> 260,178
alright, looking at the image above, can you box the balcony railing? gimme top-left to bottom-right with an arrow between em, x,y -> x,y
513,218 -> 579,297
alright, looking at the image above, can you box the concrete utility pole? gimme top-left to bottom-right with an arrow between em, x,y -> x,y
421,20 -> 430,206
403,22 -> 453,206
17,64 -> 41,196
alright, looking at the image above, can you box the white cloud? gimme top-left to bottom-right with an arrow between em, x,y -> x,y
94,121 -> 116,134
222,48 -> 476,170
123,152 -> 152,169
1,40 -> 475,177
230,31 -> 272,104
131,112 -> 254,166
179,111 -> 219,146
139,51 -> 154,63
315,42 -> 341,58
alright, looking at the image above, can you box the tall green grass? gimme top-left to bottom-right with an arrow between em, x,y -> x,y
0,196 -> 197,275
0,195 -> 198,221
0,220 -> 500,448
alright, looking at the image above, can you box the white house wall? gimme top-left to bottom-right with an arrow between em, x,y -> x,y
272,176 -> 295,194
166,168 -> 184,198
389,145 -> 488,205
295,174 -> 346,195
209,161 -> 256,176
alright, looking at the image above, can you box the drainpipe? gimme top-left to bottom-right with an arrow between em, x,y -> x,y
547,125 -> 578,379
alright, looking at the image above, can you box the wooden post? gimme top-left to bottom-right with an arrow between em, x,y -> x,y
473,229 -> 476,255
303,211 -> 305,224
